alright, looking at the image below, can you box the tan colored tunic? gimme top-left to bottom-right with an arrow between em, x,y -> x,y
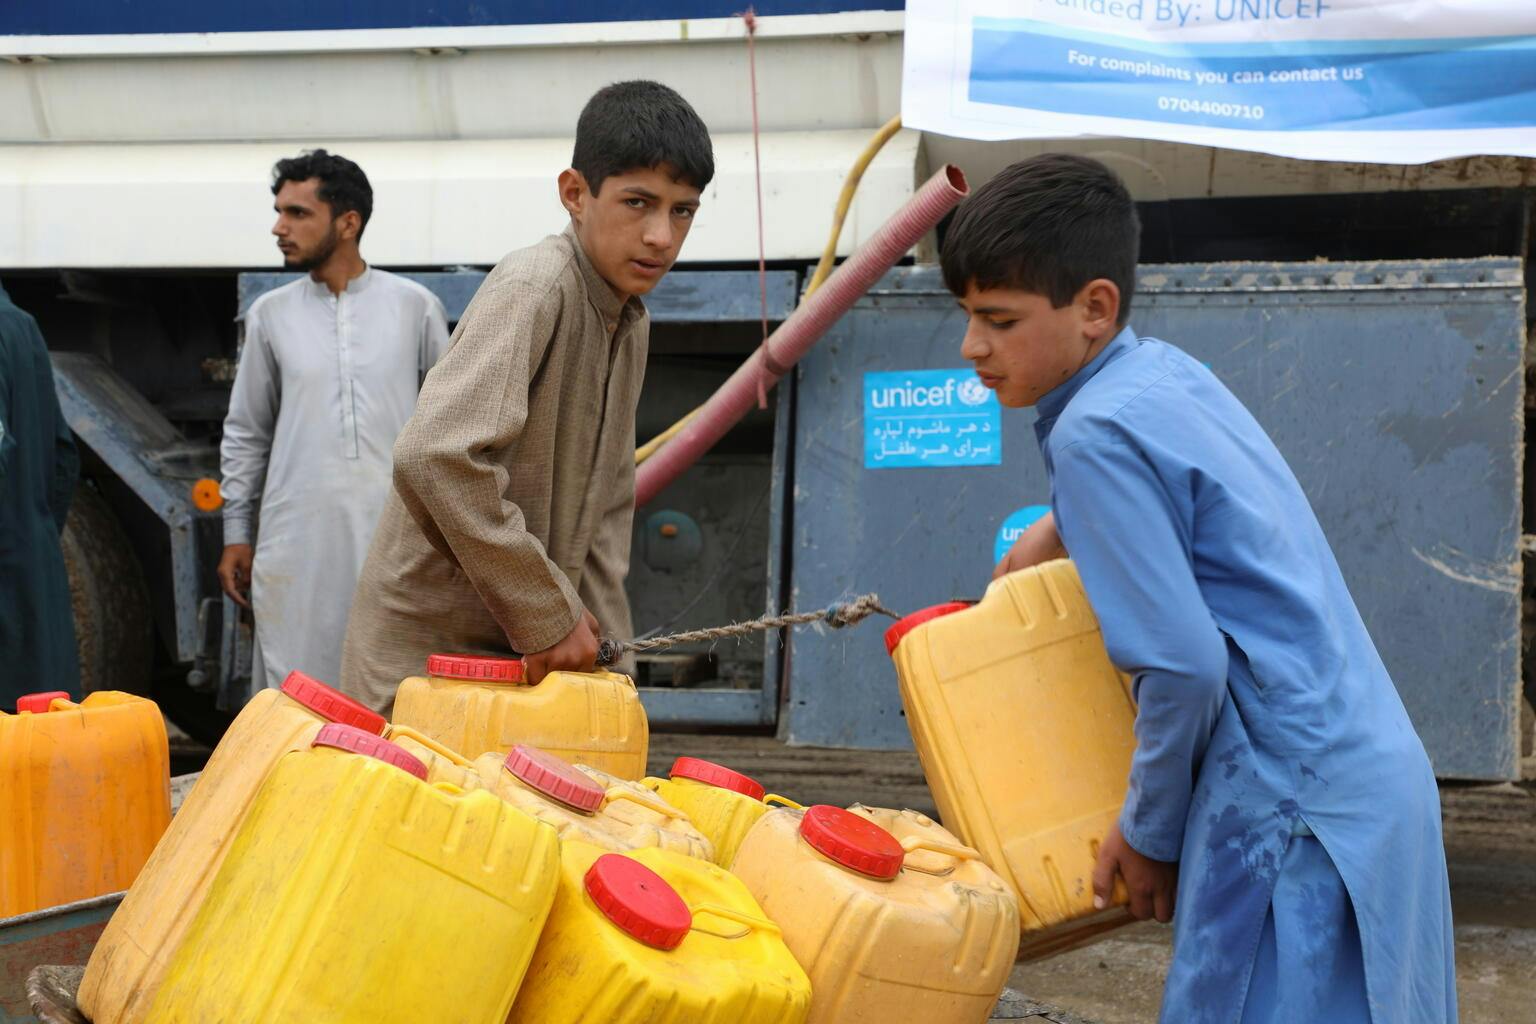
340,226 -> 647,710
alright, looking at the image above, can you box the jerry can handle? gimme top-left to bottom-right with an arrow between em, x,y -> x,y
763,794 -> 803,810
600,786 -> 677,817
388,724 -> 474,767
591,661 -> 638,691
28,695 -> 82,712
898,835 -> 983,876
902,835 -> 981,859
688,902 -> 783,940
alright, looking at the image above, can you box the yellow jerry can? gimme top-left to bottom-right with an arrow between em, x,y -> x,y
392,653 -> 648,778
641,757 -> 799,868
574,763 -> 716,862
0,691 -> 169,918
731,805 -> 1019,1024
507,842 -> 811,1024
885,559 -> 1138,958
470,744 -> 644,852
144,724 -> 559,1024
80,672 -> 386,1024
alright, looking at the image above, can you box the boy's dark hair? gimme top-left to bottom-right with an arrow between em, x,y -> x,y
941,154 -> 1140,325
271,149 -> 374,238
572,81 -> 715,196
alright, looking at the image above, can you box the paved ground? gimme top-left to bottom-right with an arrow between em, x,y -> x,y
650,735 -> 1536,1024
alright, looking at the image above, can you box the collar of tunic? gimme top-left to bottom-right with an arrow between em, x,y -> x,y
560,223 -> 645,330
1033,325 -> 1138,448
302,265 -> 374,301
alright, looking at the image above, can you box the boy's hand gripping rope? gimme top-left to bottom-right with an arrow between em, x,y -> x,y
594,594 -> 900,668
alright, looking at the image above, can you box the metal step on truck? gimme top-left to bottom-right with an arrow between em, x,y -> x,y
1,2 -> 1531,788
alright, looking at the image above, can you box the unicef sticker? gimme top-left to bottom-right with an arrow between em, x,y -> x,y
864,368 -> 1002,469
993,505 -> 1051,564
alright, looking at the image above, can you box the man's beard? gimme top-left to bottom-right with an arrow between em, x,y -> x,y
283,224 -> 340,271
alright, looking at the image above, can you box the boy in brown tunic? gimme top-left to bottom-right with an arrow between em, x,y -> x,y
340,81 -> 714,709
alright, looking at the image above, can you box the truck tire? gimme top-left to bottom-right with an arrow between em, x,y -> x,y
152,668 -> 235,749
61,482 -> 154,696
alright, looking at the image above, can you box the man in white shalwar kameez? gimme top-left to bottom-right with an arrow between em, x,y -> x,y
218,150 -> 449,690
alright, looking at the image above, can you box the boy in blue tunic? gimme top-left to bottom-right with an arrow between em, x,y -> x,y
942,154 -> 1457,1022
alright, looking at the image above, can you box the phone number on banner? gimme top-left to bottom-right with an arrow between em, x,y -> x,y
1157,96 -> 1266,120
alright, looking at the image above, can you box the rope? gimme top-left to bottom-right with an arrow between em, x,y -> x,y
630,481 -> 772,644
596,593 -> 900,667
741,7 -> 774,411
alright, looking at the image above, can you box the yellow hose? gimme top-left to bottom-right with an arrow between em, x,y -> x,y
803,113 -> 905,299
635,114 -> 905,466
634,408 -> 698,464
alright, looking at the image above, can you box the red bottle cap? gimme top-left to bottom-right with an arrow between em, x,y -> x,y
883,602 -> 972,656
16,691 -> 69,714
504,744 -> 605,813
667,757 -> 766,801
798,805 -> 904,880
425,653 -> 526,684
280,671 -> 386,735
312,723 -> 428,781
584,854 -> 692,950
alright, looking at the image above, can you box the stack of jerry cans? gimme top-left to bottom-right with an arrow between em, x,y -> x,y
81,672 -> 385,1024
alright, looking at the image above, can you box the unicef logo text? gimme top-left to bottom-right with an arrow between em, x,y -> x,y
867,374 -> 993,411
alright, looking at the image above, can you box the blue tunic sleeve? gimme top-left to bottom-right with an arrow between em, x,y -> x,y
1051,439 -> 1228,863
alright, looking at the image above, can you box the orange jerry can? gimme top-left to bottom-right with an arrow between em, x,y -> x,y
79,671 -> 387,1024
0,691 -> 170,917
732,804 -> 1018,1024
885,560 -> 1138,958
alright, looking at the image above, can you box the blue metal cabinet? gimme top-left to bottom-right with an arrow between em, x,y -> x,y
778,260 -> 1525,780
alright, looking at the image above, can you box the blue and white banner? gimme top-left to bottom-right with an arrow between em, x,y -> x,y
902,0 -> 1536,162
864,368 -> 1002,469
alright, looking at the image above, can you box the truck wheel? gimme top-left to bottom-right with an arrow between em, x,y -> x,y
151,667 -> 235,749
61,482 -> 154,696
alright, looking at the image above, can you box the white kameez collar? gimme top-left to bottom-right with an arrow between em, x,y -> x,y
305,264 -> 373,301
